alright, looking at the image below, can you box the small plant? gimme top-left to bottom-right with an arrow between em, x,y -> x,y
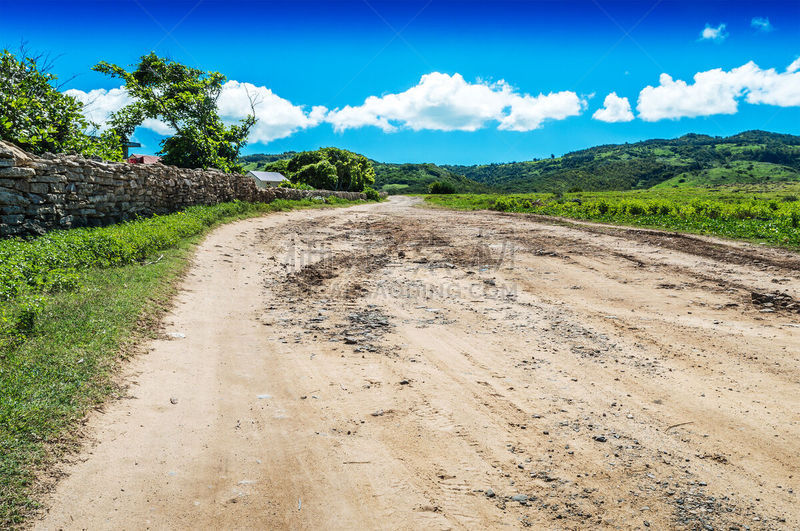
363,187 -> 381,201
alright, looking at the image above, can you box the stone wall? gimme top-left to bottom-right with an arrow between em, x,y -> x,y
0,141 -> 369,237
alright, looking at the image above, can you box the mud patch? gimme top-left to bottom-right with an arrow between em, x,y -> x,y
283,251 -> 389,300
341,306 -> 393,353
750,290 -> 800,314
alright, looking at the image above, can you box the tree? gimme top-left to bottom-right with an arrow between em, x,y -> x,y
94,53 -> 255,173
428,181 -> 456,194
295,160 -> 338,189
0,48 -> 121,159
286,147 -> 375,191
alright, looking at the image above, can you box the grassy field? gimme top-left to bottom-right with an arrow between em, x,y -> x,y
425,185 -> 800,248
0,197 -> 369,526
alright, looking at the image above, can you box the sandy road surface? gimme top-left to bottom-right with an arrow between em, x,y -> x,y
37,196 -> 799,529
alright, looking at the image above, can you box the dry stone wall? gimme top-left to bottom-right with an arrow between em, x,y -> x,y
0,141 -> 368,237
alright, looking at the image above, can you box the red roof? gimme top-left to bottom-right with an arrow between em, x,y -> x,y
128,154 -> 161,164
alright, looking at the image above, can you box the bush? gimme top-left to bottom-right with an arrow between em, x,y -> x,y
286,147 -> 375,191
363,187 -> 381,201
278,180 -> 314,190
429,181 -> 456,194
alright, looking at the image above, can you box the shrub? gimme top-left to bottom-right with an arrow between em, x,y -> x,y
363,187 -> 381,201
429,181 -> 457,194
278,180 -> 314,190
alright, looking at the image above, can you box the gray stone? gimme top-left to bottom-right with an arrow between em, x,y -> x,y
0,189 -> 30,206
0,166 -> 35,178
2,214 -> 24,224
30,183 -> 49,194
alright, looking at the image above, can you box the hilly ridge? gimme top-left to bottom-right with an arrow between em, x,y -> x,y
240,131 -> 800,194
443,130 -> 800,192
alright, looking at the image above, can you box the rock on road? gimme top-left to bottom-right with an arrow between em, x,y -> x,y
37,196 -> 799,529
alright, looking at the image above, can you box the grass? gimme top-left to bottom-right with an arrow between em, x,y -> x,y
654,161 -> 800,188
0,196 -> 369,526
424,186 -> 800,248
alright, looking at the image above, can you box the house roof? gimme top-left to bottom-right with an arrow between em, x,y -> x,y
128,154 -> 161,164
247,171 -> 286,182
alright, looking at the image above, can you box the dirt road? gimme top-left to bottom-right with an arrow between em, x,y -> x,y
37,196 -> 799,529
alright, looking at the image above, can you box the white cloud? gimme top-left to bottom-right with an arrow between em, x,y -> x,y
592,92 -> 634,123
499,92 -> 586,131
66,86 -> 174,136
66,81 -> 324,143
216,80 -> 326,143
700,23 -> 727,42
65,87 -> 132,127
326,72 -> 584,133
751,17 -> 773,32
637,59 -> 800,121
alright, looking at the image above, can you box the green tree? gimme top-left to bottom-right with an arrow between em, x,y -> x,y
295,160 -> 338,189
428,181 -> 456,194
94,53 -> 255,173
286,147 -> 375,191
0,49 -> 121,159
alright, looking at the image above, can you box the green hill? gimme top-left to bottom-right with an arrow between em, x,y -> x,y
239,152 -> 297,172
371,162 -> 490,194
239,151 -> 489,194
443,130 -> 800,192
239,131 -> 800,194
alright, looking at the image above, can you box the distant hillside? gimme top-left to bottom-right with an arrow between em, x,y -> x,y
443,130 -> 800,192
239,131 -> 800,194
372,162 -> 490,194
240,152 -> 297,171
239,151 -> 489,194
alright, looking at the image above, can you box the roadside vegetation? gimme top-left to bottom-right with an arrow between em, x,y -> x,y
425,186 -> 800,248
0,197 -> 368,526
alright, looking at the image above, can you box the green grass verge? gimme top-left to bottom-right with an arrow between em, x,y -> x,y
0,197 -> 369,526
424,187 -> 800,248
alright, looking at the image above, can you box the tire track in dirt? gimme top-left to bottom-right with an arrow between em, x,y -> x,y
36,196 -> 798,530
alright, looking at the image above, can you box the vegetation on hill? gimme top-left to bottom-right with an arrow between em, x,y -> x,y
442,131 -> 800,193
242,131 -> 800,194
241,153 -> 489,194
425,185 -> 800,248
372,162 -> 490,194
240,152 -> 297,171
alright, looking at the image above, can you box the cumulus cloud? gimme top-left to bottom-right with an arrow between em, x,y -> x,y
751,17 -> 773,32
65,87 -> 132,127
636,59 -> 800,121
326,72 -> 584,133
592,92 -> 634,123
700,23 -> 728,42
66,81 -> 324,143
216,81 -> 326,143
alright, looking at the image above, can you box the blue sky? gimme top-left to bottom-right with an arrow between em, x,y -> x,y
2,0 -> 800,164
